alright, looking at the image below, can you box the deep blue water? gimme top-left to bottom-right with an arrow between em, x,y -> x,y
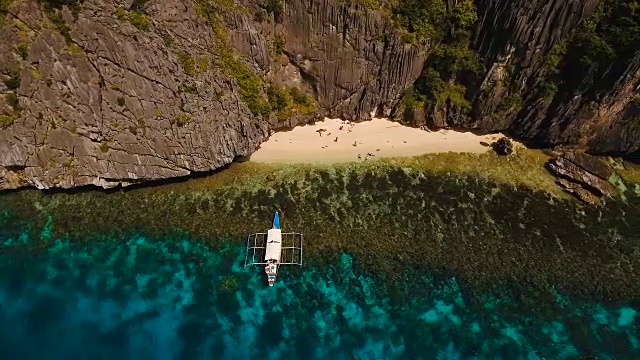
0,214 -> 638,359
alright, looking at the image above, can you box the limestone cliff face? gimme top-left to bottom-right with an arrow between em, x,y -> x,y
0,0 -> 638,190
276,0 -> 426,120
472,0 -> 640,154
0,0 -> 271,190
398,0 -> 640,154
0,0 -> 425,190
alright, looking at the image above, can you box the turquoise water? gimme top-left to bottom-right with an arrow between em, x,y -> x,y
0,210 -> 638,359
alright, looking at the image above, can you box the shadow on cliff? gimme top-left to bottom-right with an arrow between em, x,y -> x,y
35,158 -> 248,196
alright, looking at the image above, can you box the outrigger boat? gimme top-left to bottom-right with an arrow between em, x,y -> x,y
264,212 -> 282,286
245,211 -> 303,286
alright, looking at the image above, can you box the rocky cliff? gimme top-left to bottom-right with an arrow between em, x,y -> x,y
0,0 -> 638,190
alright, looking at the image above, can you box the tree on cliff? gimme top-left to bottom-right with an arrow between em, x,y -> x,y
399,0 -> 481,111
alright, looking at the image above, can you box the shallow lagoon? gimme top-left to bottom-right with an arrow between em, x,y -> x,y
0,154 -> 639,358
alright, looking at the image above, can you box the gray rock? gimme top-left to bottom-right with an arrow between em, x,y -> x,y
0,0 -> 638,191
492,137 -> 513,156
0,0 -> 269,190
555,178 -> 600,205
547,156 -> 617,200
560,152 -> 614,180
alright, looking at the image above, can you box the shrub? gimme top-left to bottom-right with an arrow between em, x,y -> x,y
116,6 -> 126,19
116,6 -> 150,31
46,9 -> 72,41
266,85 -> 315,119
254,9 -> 266,22
544,42 -> 567,74
400,87 -> 424,110
30,67 -> 41,79
219,53 -> 271,115
267,85 -> 290,111
289,86 -> 315,114
99,141 -> 109,153
264,0 -> 284,23
0,113 -> 17,128
357,0 -> 382,9
497,94 -> 523,112
540,82 -> 558,103
176,50 -> 196,77
3,72 -> 20,90
66,43 -> 83,54
116,96 -> 125,107
197,56 -> 209,73
552,0 -> 640,95
16,43 -> 29,60
172,113 -> 192,127
182,83 -> 198,94
271,34 -> 285,55
5,93 -> 19,110
127,10 -> 149,31
439,83 -> 470,109
38,0 -> 81,9
393,0 -> 447,44
0,0 -> 14,28
451,0 -> 477,29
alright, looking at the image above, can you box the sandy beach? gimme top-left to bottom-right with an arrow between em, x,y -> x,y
250,118 -> 509,163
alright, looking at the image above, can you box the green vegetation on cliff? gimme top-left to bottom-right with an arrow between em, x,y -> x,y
0,0 -> 13,28
175,50 -> 196,77
195,0 -> 315,118
396,0 -> 638,119
542,0 -> 640,101
393,0 -> 446,44
1,69 -> 21,128
193,0 -> 270,115
267,85 -> 315,120
0,113 -> 17,128
399,0 -> 481,111
116,6 -> 150,31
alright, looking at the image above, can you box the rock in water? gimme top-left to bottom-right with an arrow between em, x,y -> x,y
493,137 -> 514,156
546,153 -> 617,202
560,152 -> 613,180
555,178 -> 600,204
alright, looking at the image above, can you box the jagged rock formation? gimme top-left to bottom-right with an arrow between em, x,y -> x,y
547,152 -> 617,203
0,0 -> 426,190
278,0 -> 426,120
397,0 -> 640,154
0,0 -> 273,189
0,0 -> 638,190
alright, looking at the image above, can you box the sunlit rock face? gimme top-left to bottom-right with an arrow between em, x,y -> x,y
1,0 -> 639,191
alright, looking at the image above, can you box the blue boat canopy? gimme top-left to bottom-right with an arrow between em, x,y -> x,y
272,211 -> 280,229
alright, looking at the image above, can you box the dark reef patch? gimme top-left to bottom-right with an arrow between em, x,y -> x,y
1,162 -> 638,304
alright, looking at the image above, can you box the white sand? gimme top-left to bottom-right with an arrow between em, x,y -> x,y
250,117 -> 508,163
